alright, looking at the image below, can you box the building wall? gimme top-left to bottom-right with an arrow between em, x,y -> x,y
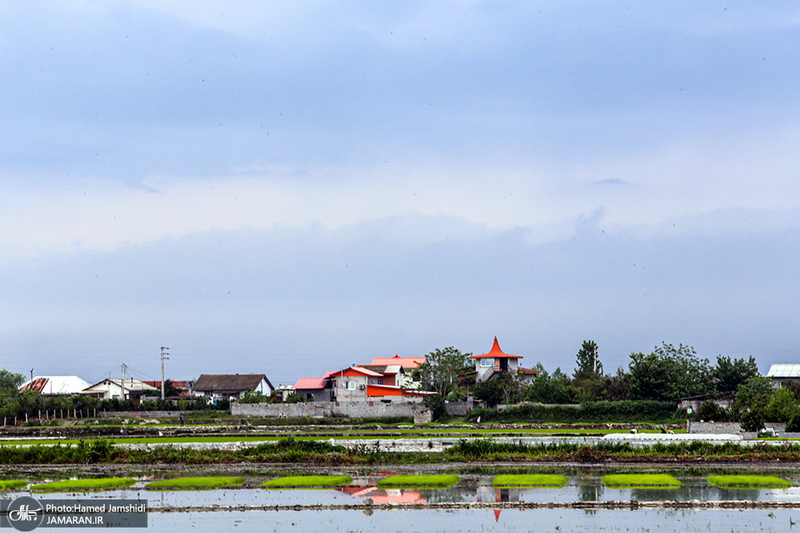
475,359 -> 494,382
232,400 -> 430,420
333,374 -> 370,401
295,388 -> 332,403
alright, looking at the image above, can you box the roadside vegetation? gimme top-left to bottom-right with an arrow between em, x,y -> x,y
31,478 -> 135,491
492,474 -> 567,487
602,474 -> 680,488
0,480 -> 27,489
144,477 -> 245,489
377,474 -> 460,488
261,475 -> 353,488
707,475 -> 792,488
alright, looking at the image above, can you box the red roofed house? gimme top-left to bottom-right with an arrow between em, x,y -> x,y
329,366 -> 429,402
470,337 -> 540,383
293,376 -> 335,403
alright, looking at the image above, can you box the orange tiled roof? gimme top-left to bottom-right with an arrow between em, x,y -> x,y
294,377 -> 327,390
470,337 -> 523,359
369,355 -> 426,369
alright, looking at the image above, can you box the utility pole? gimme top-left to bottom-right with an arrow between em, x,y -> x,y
121,363 -> 126,400
30,369 -> 33,383
161,347 -> 169,400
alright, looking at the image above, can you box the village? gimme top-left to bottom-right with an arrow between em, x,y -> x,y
16,338 -> 535,423
12,337 -> 800,432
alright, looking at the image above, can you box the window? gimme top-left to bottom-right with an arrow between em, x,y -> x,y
480,358 -> 494,367
345,381 -> 356,390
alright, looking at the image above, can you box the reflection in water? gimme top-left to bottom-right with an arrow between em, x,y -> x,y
147,508 -> 800,532
579,481 -> 604,502
336,486 -> 426,504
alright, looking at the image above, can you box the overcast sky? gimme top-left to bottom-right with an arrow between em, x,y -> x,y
2,1 -> 799,388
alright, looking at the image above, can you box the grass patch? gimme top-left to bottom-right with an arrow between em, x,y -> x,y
602,474 -> 680,488
145,476 -> 244,490
260,475 -> 353,489
31,478 -> 135,492
377,474 -> 460,488
0,480 -> 28,490
492,474 -> 568,488
707,475 -> 792,488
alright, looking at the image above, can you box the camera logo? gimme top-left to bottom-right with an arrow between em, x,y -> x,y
5,497 -> 44,531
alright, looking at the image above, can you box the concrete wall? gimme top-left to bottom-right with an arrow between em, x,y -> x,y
232,400 -> 430,421
98,410 -> 183,418
445,399 -> 483,416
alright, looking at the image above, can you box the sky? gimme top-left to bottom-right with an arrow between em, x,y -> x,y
2,1 -> 799,388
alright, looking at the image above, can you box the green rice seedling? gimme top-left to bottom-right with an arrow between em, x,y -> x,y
31,478 -> 135,492
602,474 -> 680,488
707,475 -> 792,488
260,475 -> 353,489
377,474 -> 460,488
145,476 -> 244,490
492,474 -> 568,488
0,480 -> 28,490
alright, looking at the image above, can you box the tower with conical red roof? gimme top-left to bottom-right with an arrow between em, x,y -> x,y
470,337 -> 530,383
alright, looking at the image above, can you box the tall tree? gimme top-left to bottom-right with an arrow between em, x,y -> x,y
733,375 -> 773,431
628,343 -> 713,401
574,340 -> 602,380
0,370 -> 24,395
713,355 -> 759,393
417,347 -> 471,398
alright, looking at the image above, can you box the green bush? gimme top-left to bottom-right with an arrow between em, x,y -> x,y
470,400 -> 680,423
696,400 -> 730,422
787,413 -> 800,432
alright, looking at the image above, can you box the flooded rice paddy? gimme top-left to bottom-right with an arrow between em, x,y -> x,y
5,472 -> 800,532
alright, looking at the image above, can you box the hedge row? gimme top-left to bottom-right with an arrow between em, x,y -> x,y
470,400 -> 683,423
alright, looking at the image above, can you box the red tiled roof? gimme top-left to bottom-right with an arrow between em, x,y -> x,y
369,355 -> 426,369
294,377 -> 326,390
470,337 -> 523,359
326,366 -> 385,378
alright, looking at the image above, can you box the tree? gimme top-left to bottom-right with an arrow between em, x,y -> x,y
0,370 -> 24,395
474,372 -> 523,407
573,340 -> 602,380
417,347 -> 471,398
163,379 -> 181,398
525,364 -> 575,404
733,375 -> 773,431
713,355 -> 759,393
628,343 -> 713,402
766,387 -> 799,423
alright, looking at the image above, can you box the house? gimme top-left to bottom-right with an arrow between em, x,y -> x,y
81,378 -> 158,402
677,392 -> 734,415
767,364 -> 800,388
357,365 -> 404,387
330,366 -> 428,402
470,337 -> 540,383
193,374 -> 274,402
366,355 -> 427,389
274,384 -> 296,402
19,376 -> 91,396
293,377 -> 334,403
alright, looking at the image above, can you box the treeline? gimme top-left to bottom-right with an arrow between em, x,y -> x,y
463,342 -> 760,406
455,342 -> 797,429
465,341 -> 800,431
